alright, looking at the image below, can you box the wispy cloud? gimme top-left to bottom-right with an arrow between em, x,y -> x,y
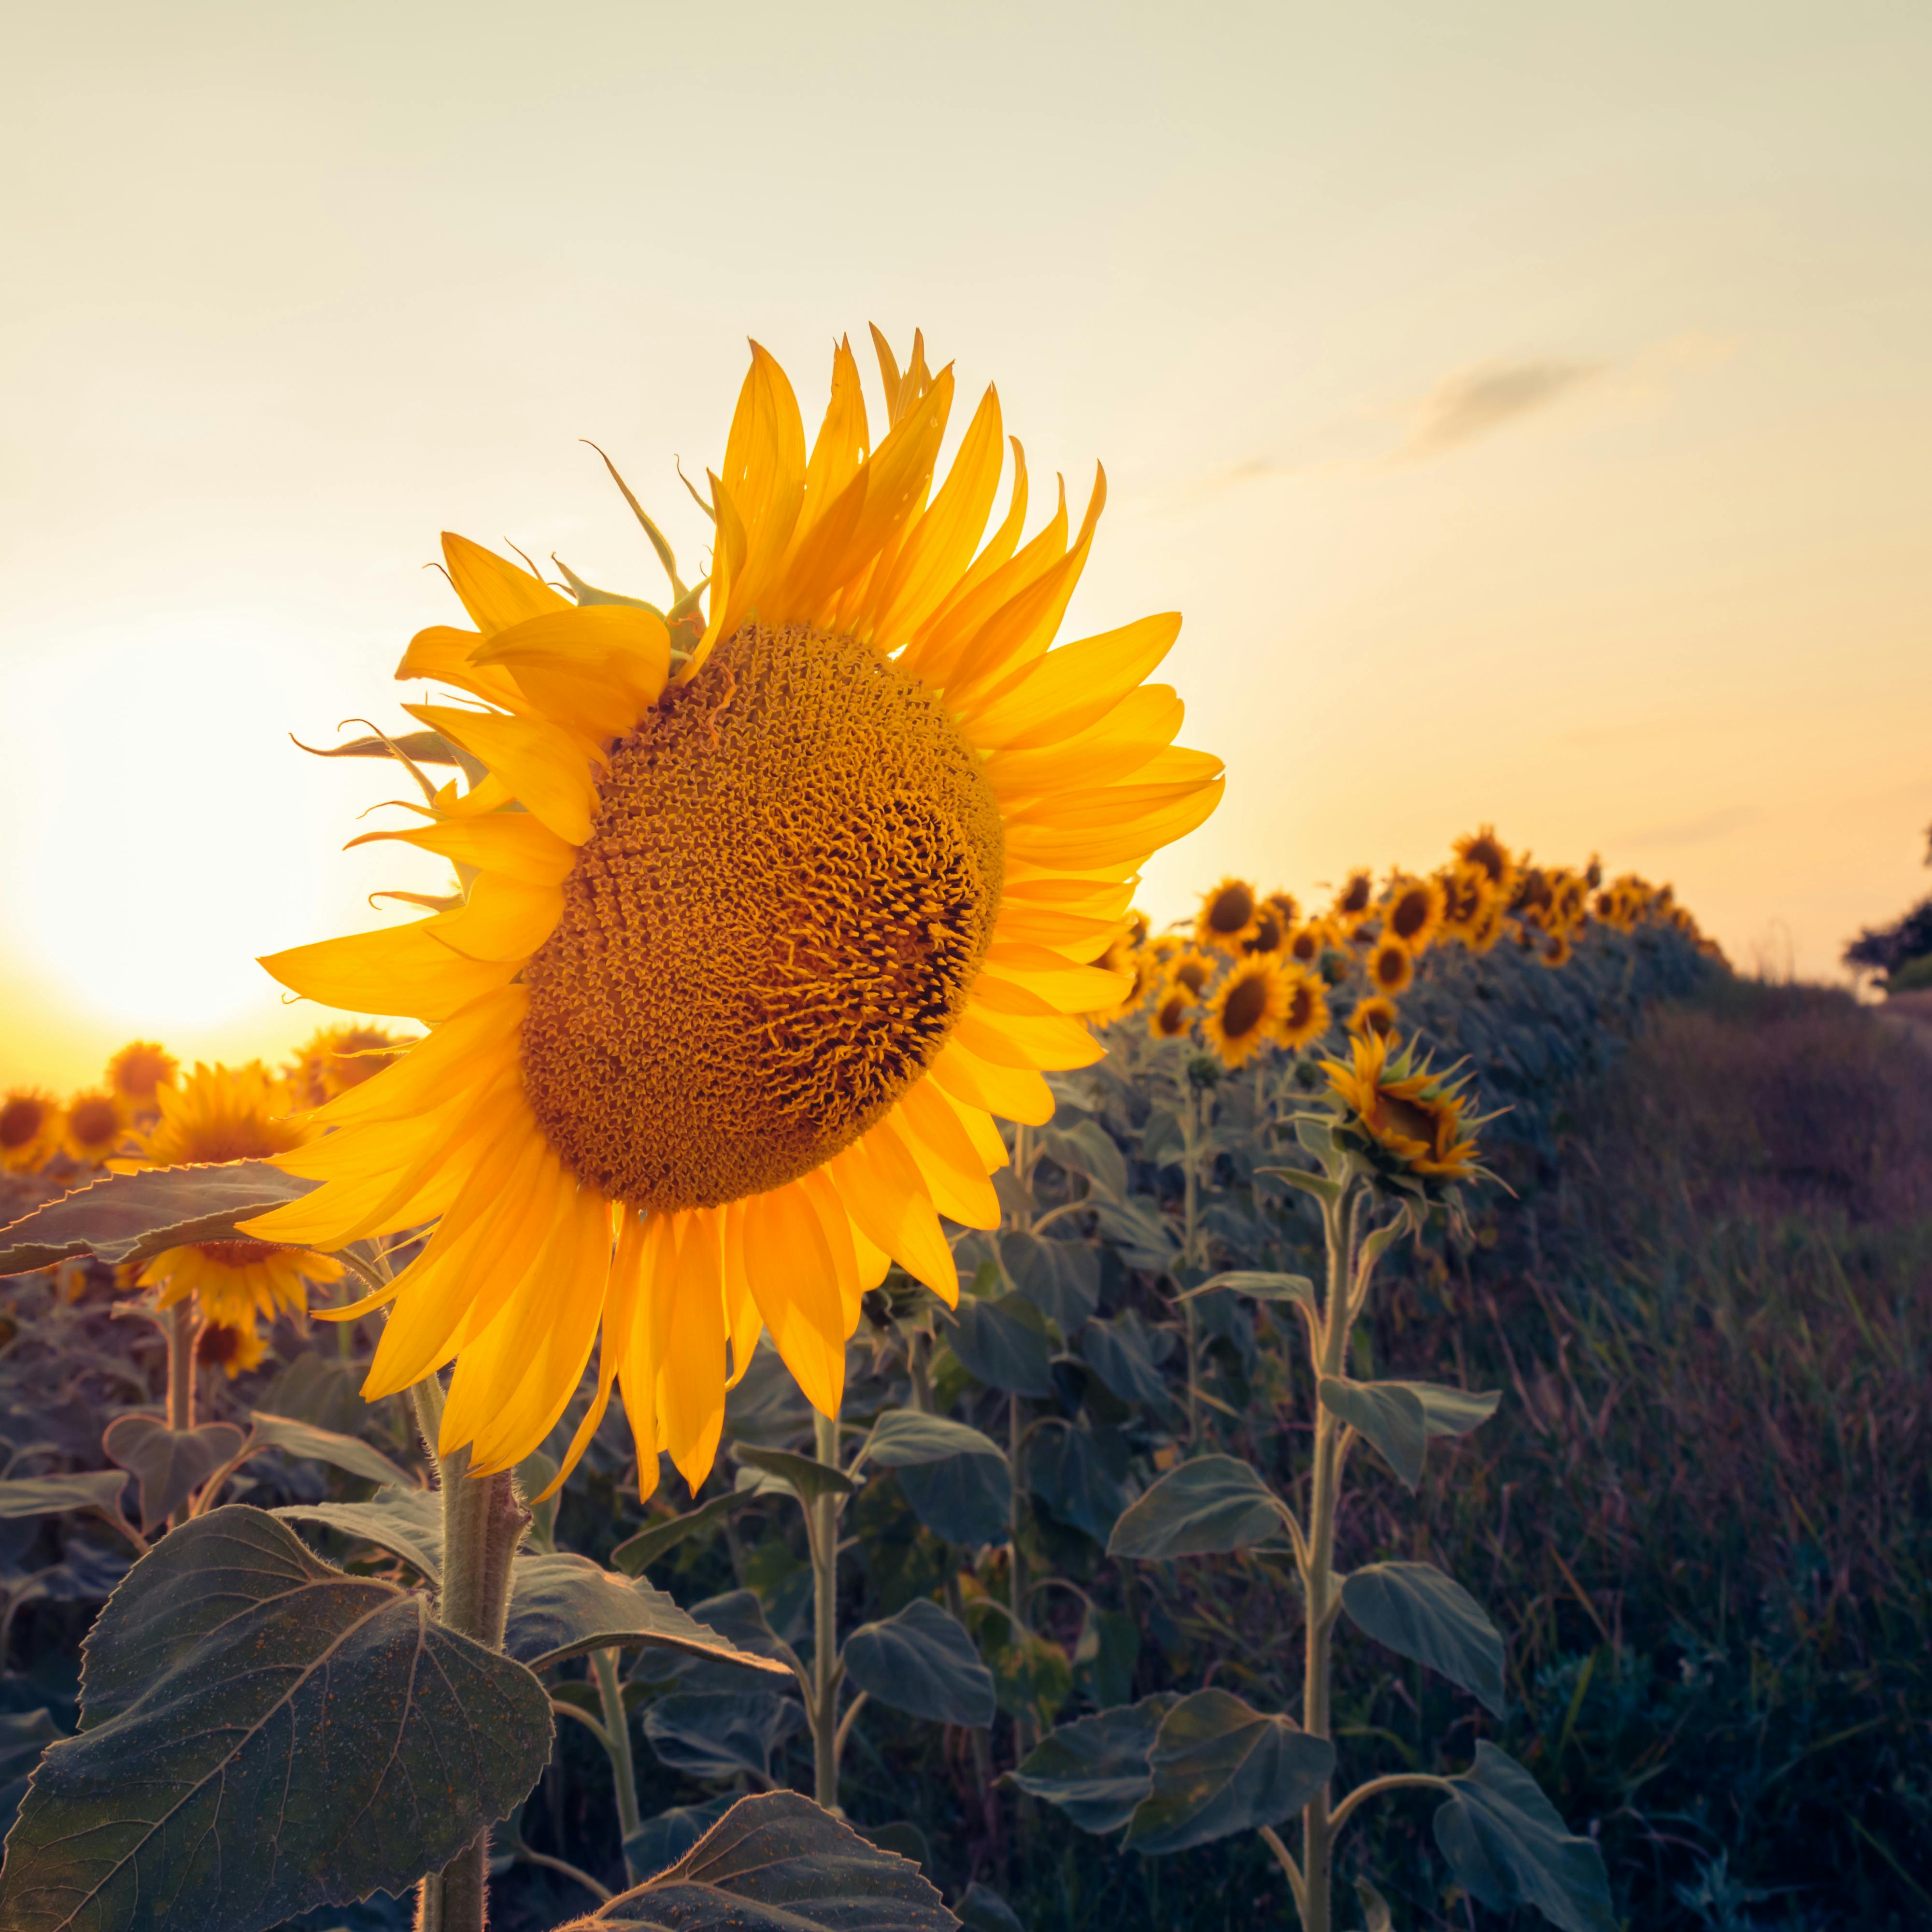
1404,358 -> 1604,458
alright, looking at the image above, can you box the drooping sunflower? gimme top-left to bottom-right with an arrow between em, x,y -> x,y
287,1023 -> 412,1109
1330,868 -> 1376,934
1149,984 -> 1200,1042
1168,948 -> 1217,997
119,1063 -> 344,1330
1320,1031 -> 1483,1183
198,1318 -> 268,1380
63,1091 -> 127,1165
1348,994 -> 1398,1042
1195,877 -> 1259,953
1204,957 -> 1290,1070
0,1091 -> 61,1174
1452,825 -> 1516,900
242,332 -> 1222,1494
1276,966 -> 1332,1051
1381,873 -> 1445,954
106,1041 -> 179,1113
1367,936 -> 1416,996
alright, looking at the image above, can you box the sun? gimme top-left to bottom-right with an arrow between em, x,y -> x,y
244,330 -> 1223,1496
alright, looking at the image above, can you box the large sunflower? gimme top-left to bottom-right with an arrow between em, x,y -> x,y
244,332 -> 1222,1493
120,1063 -> 344,1329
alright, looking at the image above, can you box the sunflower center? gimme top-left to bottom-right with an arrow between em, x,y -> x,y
69,1099 -> 118,1144
521,624 -> 1004,1213
1207,884 -> 1253,934
194,1239 -> 281,1266
1389,892 -> 1428,940
1221,974 -> 1270,1040
1379,1093 -> 1441,1151
0,1100 -> 44,1149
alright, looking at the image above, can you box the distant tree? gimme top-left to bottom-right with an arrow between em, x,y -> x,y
1845,821 -> 1932,976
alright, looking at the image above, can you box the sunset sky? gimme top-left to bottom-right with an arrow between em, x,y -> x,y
3,2 -> 1928,1089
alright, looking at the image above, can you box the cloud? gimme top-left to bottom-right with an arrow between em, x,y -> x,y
1619,804 -> 1758,852
1404,358 -> 1604,458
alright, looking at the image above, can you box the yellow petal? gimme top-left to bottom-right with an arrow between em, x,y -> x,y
893,1080 -> 1001,1228
442,533 -> 570,635
657,1212 -> 727,1492
404,703 -> 598,846
424,875 -> 563,963
959,1004 -> 1104,1071
347,811 -> 578,888
741,1185 -> 845,1418
260,923 -> 519,1023
472,604 -> 671,740
827,1132 -> 956,1303
928,1035 -> 1056,1125
981,685 -> 1186,802
1004,775 -> 1224,871
958,611 -> 1179,750
397,625 -> 526,712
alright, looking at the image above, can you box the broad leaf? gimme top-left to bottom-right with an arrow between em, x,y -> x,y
1009,1694 -> 1179,1832
1340,1562 -> 1506,1716
999,1231 -> 1099,1332
986,1627 -> 1072,1728
1123,1687 -> 1335,1854
1107,1457 -> 1286,1560
0,1470 -> 134,1529
861,1410 -> 1006,1470
842,1598 -> 994,1726
0,1163 -> 318,1274
1255,1163 -> 1342,1207
102,1416 -> 246,1532
641,1691 -> 803,1782
1088,1195 -> 1177,1270
0,1506 -> 553,1932
946,1294 -> 1054,1397
1319,1377 -> 1428,1490
1080,1311 -> 1170,1410
1038,1120 -> 1127,1197
0,1708 -> 63,1837
958,1880 -> 1026,1932
1433,1743 -> 1615,1932
242,1410 -> 412,1490
257,1349 -> 371,1435
275,1483 -> 445,1579
1027,1424 -> 1126,1544
560,1790 -> 956,1931
731,1443 -> 855,1505
1394,1380 -> 1502,1438
612,1490 -> 758,1575
622,1795 -> 735,1884
630,1590 -> 799,1698
895,1449 -> 1012,1547
1181,1270 -> 1317,1314
504,1551 -> 791,1677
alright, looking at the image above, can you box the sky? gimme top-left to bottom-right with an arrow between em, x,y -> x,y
2,0 -> 1929,1088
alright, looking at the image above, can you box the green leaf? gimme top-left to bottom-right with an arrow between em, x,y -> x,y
730,1443 -> 855,1505
1255,1164 -> 1342,1208
843,1598 -> 994,1726
256,1350 -> 369,1435
621,1796 -> 734,1885
1107,1456 -> 1286,1560
1079,1310 -> 1170,1410
559,1790 -> 956,1931
1038,1120 -> 1128,1197
1179,1270 -> 1317,1313
611,1490 -> 760,1575
0,1708 -> 64,1838
945,1294 -> 1054,1396
895,1448 -> 1011,1546
861,1409 -> 1007,1469
1318,1377 -> 1428,1490
275,1483 -> 445,1579
1341,1561 -> 1506,1716
958,1879 -> 1027,1932
999,1231 -> 1099,1332
1433,1742 -> 1615,1932
1123,1687 -> 1335,1854
0,1506 -> 553,1932
0,1470 -> 134,1528
504,1551 -> 792,1678
1392,1380 -> 1502,1438
1088,1196 -> 1178,1269
242,1410 -> 413,1490
293,727 -> 466,764
0,1163 -> 319,1273
1027,1423 -> 1126,1544
1009,1695 -> 1178,1832
640,1691 -> 804,1782
985,1627 -> 1072,1727
101,1416 -> 247,1532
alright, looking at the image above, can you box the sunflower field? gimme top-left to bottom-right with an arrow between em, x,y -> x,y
3,334 -> 1916,1932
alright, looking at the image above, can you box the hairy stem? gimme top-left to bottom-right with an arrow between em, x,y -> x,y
591,1647 -> 642,1876
811,1406 -> 843,1812
166,1299 -> 198,1432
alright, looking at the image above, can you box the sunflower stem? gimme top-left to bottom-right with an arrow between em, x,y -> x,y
416,1435 -> 527,1932
165,1299 -> 199,1434
591,1646 -> 643,1876
1180,1090 -> 1203,1445
810,1406 -> 843,1812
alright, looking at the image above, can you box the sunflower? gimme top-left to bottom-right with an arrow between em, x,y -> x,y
1276,966 -> 1332,1051
120,1063 -> 344,1330
1367,936 -> 1416,995
1452,825 -> 1516,899
1348,994 -> 1398,1042
1149,983 -> 1200,1041
287,1023 -> 412,1109
198,1318 -> 268,1380
1264,890 -> 1299,928
1540,932 -> 1574,969
1463,903 -> 1508,954
1097,944 -> 1158,1025
1381,873 -> 1445,953
0,1091 -> 61,1174
1286,920 -> 1330,968
242,332 -> 1222,1496
1319,1031 -> 1482,1182
1330,868 -> 1376,934
1126,910 -> 1151,948
106,1041 -> 178,1113
63,1091 -> 127,1165
1168,948 -> 1217,997
1195,878 -> 1259,952
1436,862 -> 1494,942
1203,957 -> 1290,1070
1245,901 -> 1288,956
